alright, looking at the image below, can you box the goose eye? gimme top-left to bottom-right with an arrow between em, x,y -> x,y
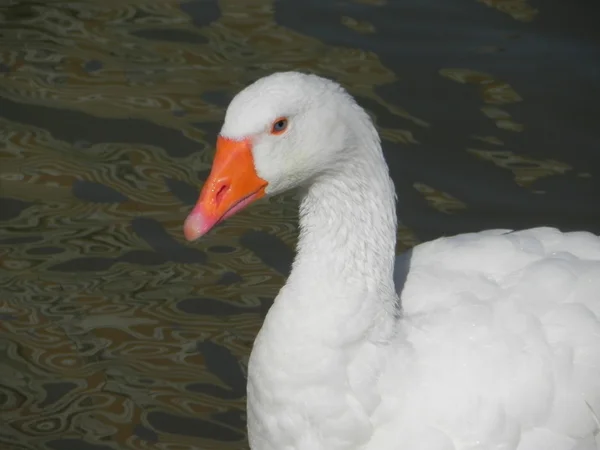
271,117 -> 288,135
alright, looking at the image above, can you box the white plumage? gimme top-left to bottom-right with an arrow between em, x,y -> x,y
186,72 -> 600,450
381,228 -> 600,450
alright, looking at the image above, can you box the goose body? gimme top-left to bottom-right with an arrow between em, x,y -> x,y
183,72 -> 600,450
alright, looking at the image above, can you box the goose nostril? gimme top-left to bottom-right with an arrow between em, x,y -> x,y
215,182 -> 229,205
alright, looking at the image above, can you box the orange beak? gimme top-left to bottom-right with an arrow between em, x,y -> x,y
183,136 -> 267,241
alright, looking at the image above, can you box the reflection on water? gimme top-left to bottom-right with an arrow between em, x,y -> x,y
477,0 -> 539,22
1,0 -> 598,448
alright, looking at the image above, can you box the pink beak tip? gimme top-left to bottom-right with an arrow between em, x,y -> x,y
183,208 -> 216,242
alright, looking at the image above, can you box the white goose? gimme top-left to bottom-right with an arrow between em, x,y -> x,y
183,72 -> 600,450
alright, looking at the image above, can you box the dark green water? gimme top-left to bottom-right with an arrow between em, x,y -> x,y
1,0 -> 599,448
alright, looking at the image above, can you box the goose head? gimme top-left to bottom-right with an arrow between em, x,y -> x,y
184,71 -> 369,241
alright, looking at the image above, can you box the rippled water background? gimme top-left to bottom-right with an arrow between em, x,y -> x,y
0,0 -> 599,448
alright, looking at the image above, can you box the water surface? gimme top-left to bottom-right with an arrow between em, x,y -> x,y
1,0 -> 599,449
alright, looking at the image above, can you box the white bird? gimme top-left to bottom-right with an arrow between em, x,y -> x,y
183,72 -> 600,450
